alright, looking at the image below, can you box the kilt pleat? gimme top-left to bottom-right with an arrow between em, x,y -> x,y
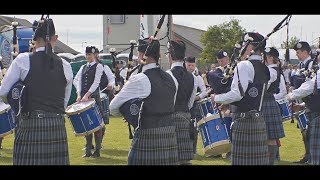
231,112 -> 269,165
172,112 -> 194,161
262,95 -> 285,139
308,113 -> 320,165
13,115 -> 69,165
128,125 -> 179,165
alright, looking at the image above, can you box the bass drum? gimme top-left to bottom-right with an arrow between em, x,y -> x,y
68,60 -> 87,106
0,27 -> 33,68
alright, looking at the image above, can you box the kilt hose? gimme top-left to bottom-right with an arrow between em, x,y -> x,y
307,112 -> 320,165
13,112 -> 69,165
231,111 -> 269,165
172,112 -> 194,163
128,125 -> 179,165
261,94 -> 285,140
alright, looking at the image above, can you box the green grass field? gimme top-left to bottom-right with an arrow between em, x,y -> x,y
0,117 -> 305,165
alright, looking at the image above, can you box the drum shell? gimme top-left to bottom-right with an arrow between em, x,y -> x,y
0,105 -> 16,138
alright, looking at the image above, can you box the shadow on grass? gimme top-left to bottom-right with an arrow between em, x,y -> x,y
82,156 -> 127,165
100,148 -> 129,157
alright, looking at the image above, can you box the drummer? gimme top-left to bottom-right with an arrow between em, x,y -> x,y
185,56 -> 207,154
73,46 -> 104,158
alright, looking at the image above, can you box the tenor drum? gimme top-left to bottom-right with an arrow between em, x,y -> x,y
66,99 -> 104,136
196,97 -> 216,118
276,98 -> 291,121
0,102 -> 16,138
297,111 -> 308,131
197,113 -> 231,157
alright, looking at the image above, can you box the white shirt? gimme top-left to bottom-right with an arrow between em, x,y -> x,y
167,61 -> 197,109
283,69 -> 290,83
119,67 -> 128,80
267,64 -> 278,90
274,74 -> 287,100
214,55 -> 263,104
73,61 -> 103,95
194,71 -> 207,99
110,63 -> 178,116
287,69 -> 320,101
103,64 -> 115,88
0,47 -> 73,109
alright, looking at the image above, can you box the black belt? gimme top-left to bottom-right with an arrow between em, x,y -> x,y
233,110 -> 262,118
21,110 -> 64,119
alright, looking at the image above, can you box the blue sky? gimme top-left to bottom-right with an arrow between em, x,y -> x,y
4,15 -> 320,53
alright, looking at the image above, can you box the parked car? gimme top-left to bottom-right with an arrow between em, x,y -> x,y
57,53 -> 75,63
116,53 -> 138,67
99,53 -> 113,69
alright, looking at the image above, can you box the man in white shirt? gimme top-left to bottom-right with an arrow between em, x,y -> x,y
166,40 -> 197,165
0,18 -> 73,165
110,37 -> 179,165
262,47 -> 285,165
211,32 -> 270,165
287,67 -> 320,165
185,56 -> 207,154
73,46 -> 104,158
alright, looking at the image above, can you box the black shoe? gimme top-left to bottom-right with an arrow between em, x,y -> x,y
293,157 -> 309,164
91,151 -> 100,158
82,145 -> 95,151
82,153 -> 92,158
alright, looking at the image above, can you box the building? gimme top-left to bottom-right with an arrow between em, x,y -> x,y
103,15 -> 205,70
0,16 -> 79,55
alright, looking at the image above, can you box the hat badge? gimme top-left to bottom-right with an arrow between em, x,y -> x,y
297,43 -> 302,49
223,52 -> 227,56
265,47 -> 270,53
92,48 -> 95,53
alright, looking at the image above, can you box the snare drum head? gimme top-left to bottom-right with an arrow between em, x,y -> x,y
0,102 -> 11,114
66,99 -> 95,114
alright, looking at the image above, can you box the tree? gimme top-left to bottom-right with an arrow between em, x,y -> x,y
281,36 -> 300,49
199,18 -> 246,64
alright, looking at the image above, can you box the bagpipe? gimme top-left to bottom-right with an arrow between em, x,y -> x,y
6,15 -> 50,116
291,58 -> 319,89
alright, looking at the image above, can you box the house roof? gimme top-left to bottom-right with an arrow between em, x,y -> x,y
173,23 -> 205,50
0,16 -> 79,55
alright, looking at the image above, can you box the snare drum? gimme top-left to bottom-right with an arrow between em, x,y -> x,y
197,113 -> 231,157
297,111 -> 308,131
0,102 -> 16,138
197,97 -> 216,118
66,99 -> 105,136
276,98 -> 291,120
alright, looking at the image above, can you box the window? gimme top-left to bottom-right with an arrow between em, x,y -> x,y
110,15 -> 125,24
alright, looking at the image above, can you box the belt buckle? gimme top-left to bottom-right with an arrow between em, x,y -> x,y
255,113 -> 260,117
37,113 -> 45,119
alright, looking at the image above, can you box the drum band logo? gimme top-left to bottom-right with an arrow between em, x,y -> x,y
216,125 -> 220,130
248,87 -> 258,97
130,103 -> 140,116
12,88 -> 20,100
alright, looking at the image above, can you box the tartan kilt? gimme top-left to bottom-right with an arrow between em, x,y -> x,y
128,125 -> 179,165
262,95 -> 285,139
308,112 -> 320,165
172,111 -> 194,161
13,114 -> 69,165
231,111 -> 269,165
